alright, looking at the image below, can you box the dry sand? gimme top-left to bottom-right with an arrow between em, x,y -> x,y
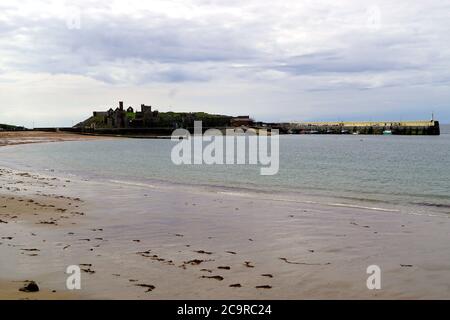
1,132 -> 449,299
0,130 -> 112,147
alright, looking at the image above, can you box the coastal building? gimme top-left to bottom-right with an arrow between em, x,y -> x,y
230,115 -> 254,127
80,101 -> 239,130
91,101 -> 159,128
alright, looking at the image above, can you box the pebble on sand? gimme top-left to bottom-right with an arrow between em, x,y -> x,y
19,281 -> 40,293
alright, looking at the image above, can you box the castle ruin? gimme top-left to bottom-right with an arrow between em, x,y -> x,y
92,101 -> 159,128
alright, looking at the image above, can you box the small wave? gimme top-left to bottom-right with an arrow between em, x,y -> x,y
218,191 -> 399,212
217,191 -> 257,198
414,202 -> 450,209
404,212 -> 442,218
108,179 -> 159,189
327,202 -> 399,212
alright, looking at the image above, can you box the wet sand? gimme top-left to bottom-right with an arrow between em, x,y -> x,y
1,137 -> 450,299
0,130 -> 113,147
0,279 -> 79,300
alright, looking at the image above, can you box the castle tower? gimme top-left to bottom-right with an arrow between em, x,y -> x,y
141,104 -> 152,113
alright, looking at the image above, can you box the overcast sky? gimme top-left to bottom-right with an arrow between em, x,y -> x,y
1,0 -> 449,127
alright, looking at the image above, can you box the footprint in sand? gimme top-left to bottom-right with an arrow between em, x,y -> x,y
218,266 -> 231,270
135,284 -> 155,292
201,275 -> 224,281
20,248 -> 40,252
279,257 -> 331,266
80,264 -> 95,274
182,259 -> 213,267
200,269 -> 212,273
194,250 -> 213,255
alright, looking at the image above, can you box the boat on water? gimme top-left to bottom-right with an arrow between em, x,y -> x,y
383,130 -> 393,135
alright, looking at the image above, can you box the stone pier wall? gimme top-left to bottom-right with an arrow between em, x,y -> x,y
284,120 -> 440,135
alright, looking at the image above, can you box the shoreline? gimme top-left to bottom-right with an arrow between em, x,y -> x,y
0,130 -> 117,148
2,140 -> 448,220
1,136 -> 450,299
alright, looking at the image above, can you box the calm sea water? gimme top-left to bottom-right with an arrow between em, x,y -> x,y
1,125 -> 449,216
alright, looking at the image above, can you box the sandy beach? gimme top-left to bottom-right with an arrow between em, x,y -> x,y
1,132 -> 450,299
0,130 -> 114,147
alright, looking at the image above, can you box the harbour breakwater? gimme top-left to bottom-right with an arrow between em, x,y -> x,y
273,120 -> 440,135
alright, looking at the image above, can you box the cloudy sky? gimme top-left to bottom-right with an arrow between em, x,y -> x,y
0,0 -> 449,127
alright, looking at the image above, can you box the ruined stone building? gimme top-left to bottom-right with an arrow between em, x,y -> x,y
78,101 -> 243,130
92,101 -> 159,128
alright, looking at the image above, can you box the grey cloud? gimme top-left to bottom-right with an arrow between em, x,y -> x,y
1,0 -> 450,124
2,1 -> 449,88
0,12 -> 260,83
272,50 -> 421,75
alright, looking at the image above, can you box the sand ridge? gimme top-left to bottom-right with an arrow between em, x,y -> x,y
0,130 -> 114,147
